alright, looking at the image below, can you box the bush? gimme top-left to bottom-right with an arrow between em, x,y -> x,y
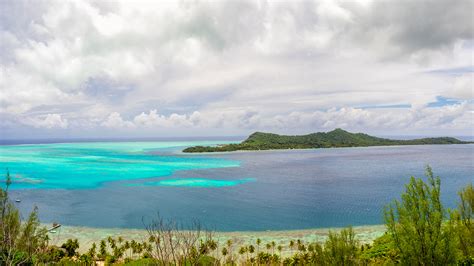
384,166 -> 456,265
61,239 -> 79,257
452,183 -> 474,263
324,226 -> 359,265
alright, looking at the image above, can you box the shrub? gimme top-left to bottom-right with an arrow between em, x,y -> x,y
384,166 -> 456,265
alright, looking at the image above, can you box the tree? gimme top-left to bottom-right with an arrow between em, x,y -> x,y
248,244 -> 255,258
144,214 -> 214,265
238,246 -> 247,262
0,169 -> 48,265
225,239 -> 233,263
61,238 -> 79,257
221,247 -> 228,262
256,238 -> 261,254
360,233 -> 398,264
87,242 -> 97,260
452,183 -> 473,262
99,239 -> 108,260
384,166 -> 456,265
324,227 -> 358,265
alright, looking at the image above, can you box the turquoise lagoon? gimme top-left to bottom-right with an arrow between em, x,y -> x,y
0,141 -> 245,190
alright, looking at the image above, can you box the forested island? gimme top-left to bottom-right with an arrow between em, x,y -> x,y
183,128 -> 470,153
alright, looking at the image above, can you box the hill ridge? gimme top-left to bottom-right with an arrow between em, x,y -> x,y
182,129 -> 470,153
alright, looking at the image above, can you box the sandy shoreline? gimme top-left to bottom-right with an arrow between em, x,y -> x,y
44,224 -> 386,254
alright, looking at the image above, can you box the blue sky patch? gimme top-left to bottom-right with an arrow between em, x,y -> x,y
427,96 -> 462,107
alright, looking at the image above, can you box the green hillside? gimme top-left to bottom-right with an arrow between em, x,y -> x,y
182,128 -> 470,153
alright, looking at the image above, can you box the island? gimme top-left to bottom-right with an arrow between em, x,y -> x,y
183,128 -> 471,153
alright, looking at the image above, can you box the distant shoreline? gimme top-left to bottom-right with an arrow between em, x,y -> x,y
177,142 -> 474,155
44,223 -> 386,254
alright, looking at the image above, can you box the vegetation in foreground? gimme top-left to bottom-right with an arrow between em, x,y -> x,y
182,128 -> 470,153
1,166 -> 473,265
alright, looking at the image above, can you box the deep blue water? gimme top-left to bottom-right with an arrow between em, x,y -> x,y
2,142 -> 473,231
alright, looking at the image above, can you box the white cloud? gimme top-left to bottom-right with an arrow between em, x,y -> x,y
22,114 -> 69,129
101,112 -> 134,128
133,110 -> 191,127
443,74 -> 473,100
95,104 -> 472,137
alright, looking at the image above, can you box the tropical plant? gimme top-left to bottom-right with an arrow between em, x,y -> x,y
452,183 -> 474,263
384,166 -> 456,265
0,169 -> 48,265
61,238 -> 79,257
324,227 -> 359,265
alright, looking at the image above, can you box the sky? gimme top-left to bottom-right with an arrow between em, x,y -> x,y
0,0 -> 473,139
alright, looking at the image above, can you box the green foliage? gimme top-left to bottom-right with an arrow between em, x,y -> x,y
195,255 -> 219,265
54,255 -> 93,265
0,169 -> 48,265
61,239 -> 79,257
325,226 -> 359,265
99,239 -> 108,259
123,257 -> 160,265
183,128 -> 468,152
452,183 -> 474,263
256,251 -> 280,264
281,228 -> 359,265
384,166 -> 456,265
360,233 -> 398,264
38,245 -> 66,263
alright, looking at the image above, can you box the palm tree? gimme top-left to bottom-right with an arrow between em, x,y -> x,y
238,246 -> 247,263
87,242 -> 97,261
226,239 -> 233,262
297,239 -> 306,252
107,236 -> 116,250
222,247 -> 228,264
124,241 -> 131,259
99,240 -> 107,260
248,244 -> 255,254
207,239 -> 218,261
248,245 -> 255,262
130,240 -> 137,258
256,238 -> 261,254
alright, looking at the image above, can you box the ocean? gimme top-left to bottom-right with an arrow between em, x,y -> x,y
1,140 -> 472,231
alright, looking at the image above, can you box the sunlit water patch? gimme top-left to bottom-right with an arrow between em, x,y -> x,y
0,141 -> 240,190
130,177 -> 255,187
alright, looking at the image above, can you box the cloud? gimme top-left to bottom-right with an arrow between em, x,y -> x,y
101,112 -> 134,128
265,103 -> 472,132
22,114 -> 69,129
442,74 -> 473,100
133,109 -> 193,128
346,0 -> 473,61
0,0 -> 473,137
97,104 -> 472,137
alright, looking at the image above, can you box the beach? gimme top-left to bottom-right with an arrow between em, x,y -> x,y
45,224 -> 386,254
